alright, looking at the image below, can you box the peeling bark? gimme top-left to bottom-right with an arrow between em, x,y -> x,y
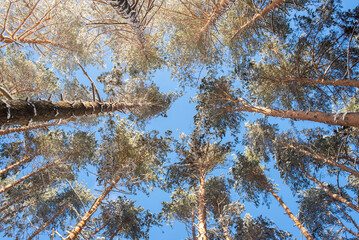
0,99 -> 141,126
107,0 -> 147,49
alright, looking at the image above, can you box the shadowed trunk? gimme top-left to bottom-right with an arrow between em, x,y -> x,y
0,99 -> 142,126
107,0 -> 147,49
27,205 -> 68,240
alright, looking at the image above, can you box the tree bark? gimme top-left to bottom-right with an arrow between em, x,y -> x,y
282,142 -> 359,178
107,0 -> 147,49
266,185 -> 313,240
0,154 -> 71,194
0,99 -> 140,126
198,0 -> 236,39
231,0 -> 285,39
299,164 -> 359,213
65,174 -> 123,240
0,153 -> 38,176
197,175 -> 207,240
277,78 -> 359,88
237,101 -> 359,127
0,119 -> 69,136
27,205 -> 68,240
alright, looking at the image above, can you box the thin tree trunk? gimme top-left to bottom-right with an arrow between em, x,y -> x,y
0,119 -> 69,136
236,99 -> 359,127
0,99 -> 141,126
276,78 -> 359,88
27,205 -> 68,240
0,182 -> 48,213
218,213 -> 231,240
107,0 -> 146,49
325,209 -> 359,238
0,154 -> 71,194
197,175 -> 207,240
198,0 -> 235,39
0,199 -> 38,222
282,142 -> 359,178
231,0 -> 285,39
65,174 -> 123,240
299,164 -> 359,213
192,209 -> 197,240
265,184 -> 313,240
0,154 -> 38,176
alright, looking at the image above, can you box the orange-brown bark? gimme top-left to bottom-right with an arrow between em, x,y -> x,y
0,154 -> 38,176
277,78 -> 359,88
282,143 -> 359,178
65,174 -> 123,240
231,0 -> 285,39
197,175 -> 207,240
266,185 -> 313,240
299,164 -> 359,213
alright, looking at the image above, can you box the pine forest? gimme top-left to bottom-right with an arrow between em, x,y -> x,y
0,0 -> 358,239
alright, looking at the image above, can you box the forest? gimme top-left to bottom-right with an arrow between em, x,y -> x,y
0,0 -> 358,239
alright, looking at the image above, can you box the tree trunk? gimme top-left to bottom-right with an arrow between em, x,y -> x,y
0,199 -> 38,222
197,175 -> 207,240
0,119 -> 69,136
218,213 -> 231,240
299,164 -> 359,213
0,153 -> 38,176
277,78 -> 359,88
27,205 -> 68,240
0,99 -> 141,126
0,154 -> 71,194
192,209 -> 197,240
65,174 -> 123,240
231,0 -> 285,39
107,0 -> 146,49
282,142 -> 359,178
266,185 -> 313,240
198,0 -> 236,39
237,102 -> 359,127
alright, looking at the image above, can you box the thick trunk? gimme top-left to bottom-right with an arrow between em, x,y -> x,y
192,209 -> 197,240
0,154 -> 70,194
299,164 -> 359,213
276,78 -> 359,88
65,174 -> 123,240
197,176 -> 207,240
27,205 -> 68,240
107,0 -> 146,49
231,0 -> 285,39
199,0 -> 235,39
282,142 -> 359,178
238,103 -> 359,127
266,185 -> 313,240
0,154 -> 38,176
0,99 -> 140,126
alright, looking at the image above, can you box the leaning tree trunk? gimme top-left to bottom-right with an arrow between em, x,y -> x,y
299,164 -> 359,213
107,0 -> 147,49
27,205 -> 68,240
236,99 -> 359,127
0,99 -> 142,126
276,78 -> 359,88
198,0 -> 236,40
197,175 -> 208,240
0,154 -> 71,194
265,183 -> 313,240
231,0 -> 285,39
65,174 -> 123,240
281,142 -> 359,178
0,153 -> 38,176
